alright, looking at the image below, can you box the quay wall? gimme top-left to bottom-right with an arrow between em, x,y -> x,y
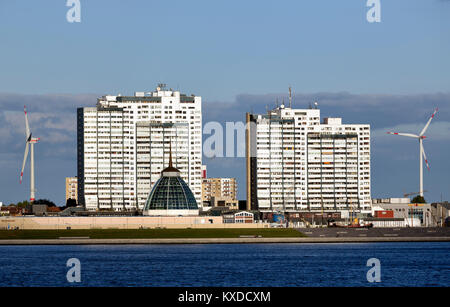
0,216 -> 267,230
1,237 -> 449,245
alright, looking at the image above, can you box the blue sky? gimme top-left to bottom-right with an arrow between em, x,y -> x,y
0,0 -> 449,205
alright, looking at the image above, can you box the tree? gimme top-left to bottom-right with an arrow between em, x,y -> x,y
66,198 -> 77,208
16,200 -> 31,208
411,195 -> 426,204
33,199 -> 56,207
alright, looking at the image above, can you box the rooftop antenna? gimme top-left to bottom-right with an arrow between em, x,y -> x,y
157,83 -> 167,91
314,101 -> 319,109
289,86 -> 292,109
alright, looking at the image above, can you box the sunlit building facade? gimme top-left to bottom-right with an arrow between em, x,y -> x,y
202,178 -> 237,203
246,106 -> 371,213
77,85 -> 202,211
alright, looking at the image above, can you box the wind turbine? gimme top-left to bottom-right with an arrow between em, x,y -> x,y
387,108 -> 438,198
19,106 -> 40,203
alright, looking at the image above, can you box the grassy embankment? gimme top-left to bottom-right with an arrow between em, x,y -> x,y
0,228 -> 305,240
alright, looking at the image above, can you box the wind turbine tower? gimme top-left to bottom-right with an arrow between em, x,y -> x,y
387,108 -> 438,197
19,106 -> 40,202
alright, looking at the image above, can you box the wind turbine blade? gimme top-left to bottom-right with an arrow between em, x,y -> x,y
421,143 -> 430,171
24,105 -> 31,139
386,132 -> 419,138
420,107 -> 438,136
20,142 -> 29,183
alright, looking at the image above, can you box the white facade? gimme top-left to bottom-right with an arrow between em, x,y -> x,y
247,106 -> 371,213
77,85 -> 202,211
136,122 -> 191,208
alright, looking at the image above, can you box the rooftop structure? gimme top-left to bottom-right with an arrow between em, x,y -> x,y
143,143 -> 199,216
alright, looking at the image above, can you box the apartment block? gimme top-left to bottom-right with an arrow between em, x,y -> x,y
202,178 -> 237,201
65,177 -> 78,202
77,84 -> 202,211
246,105 -> 371,213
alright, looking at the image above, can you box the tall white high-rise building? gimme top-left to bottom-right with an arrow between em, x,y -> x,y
77,84 -> 202,211
246,105 -> 371,214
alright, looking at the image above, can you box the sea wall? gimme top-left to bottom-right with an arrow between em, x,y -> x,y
0,216 -> 267,230
1,237 -> 449,245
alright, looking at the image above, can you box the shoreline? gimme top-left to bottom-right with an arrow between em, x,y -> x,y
1,236 -> 449,245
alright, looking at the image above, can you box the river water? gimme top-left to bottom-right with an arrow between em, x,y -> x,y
0,242 -> 448,286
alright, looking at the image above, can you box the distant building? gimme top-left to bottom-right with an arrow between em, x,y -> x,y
371,198 -> 433,227
235,211 -> 254,223
223,211 -> 254,224
430,202 -> 450,227
202,178 -> 238,209
29,204 -> 61,217
246,106 -> 371,213
77,84 -> 202,211
209,197 -> 238,210
0,206 -> 10,216
65,177 -> 78,202
46,206 -> 61,215
32,204 -> 47,216
360,217 -> 421,228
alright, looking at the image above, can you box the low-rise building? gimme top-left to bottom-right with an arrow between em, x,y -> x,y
32,204 -> 48,216
0,207 -> 9,216
47,206 -> 61,216
371,198 -> 433,227
360,217 -> 421,228
235,211 -> 254,224
223,211 -> 255,224
209,196 -> 239,210
430,202 -> 450,227
1,206 -> 25,216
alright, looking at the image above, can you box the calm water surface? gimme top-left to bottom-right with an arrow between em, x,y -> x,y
0,242 -> 448,287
